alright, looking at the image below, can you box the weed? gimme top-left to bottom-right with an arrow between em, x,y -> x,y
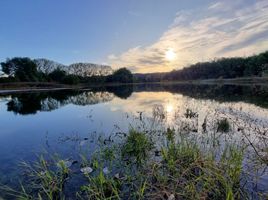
101,146 -> 116,162
165,127 -> 175,142
79,171 -> 121,200
217,118 -> 231,132
184,108 -> 198,118
121,129 -> 154,164
0,125 -> 263,199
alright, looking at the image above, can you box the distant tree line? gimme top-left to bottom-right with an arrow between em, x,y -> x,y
0,57 -> 133,84
134,51 -> 268,82
1,51 -> 268,84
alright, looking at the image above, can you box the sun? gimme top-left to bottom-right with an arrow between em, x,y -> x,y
165,48 -> 176,61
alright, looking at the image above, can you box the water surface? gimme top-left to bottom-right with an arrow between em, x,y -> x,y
0,83 -> 268,196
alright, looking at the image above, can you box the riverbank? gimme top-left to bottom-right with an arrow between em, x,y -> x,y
0,77 -> 268,94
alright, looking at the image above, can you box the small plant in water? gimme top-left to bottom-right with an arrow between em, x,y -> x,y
121,129 -> 154,164
184,108 -> 198,118
217,118 -> 231,132
166,127 -> 175,142
0,125 -> 264,199
79,171 -> 121,199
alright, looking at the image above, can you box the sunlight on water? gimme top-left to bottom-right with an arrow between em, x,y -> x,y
0,84 -> 267,198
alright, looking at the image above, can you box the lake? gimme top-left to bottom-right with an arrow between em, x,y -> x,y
0,83 -> 268,199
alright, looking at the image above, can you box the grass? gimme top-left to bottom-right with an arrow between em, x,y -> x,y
0,122 -> 266,199
121,129 -> 154,164
78,171 -> 121,200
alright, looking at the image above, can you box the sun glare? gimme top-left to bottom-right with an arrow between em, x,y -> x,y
165,49 -> 176,61
166,104 -> 174,113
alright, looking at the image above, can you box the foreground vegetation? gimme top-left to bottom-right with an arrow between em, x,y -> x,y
1,118 -> 267,199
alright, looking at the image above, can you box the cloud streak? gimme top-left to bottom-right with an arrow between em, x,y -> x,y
107,0 -> 268,73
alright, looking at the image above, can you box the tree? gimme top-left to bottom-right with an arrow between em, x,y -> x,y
1,57 -> 42,81
48,68 -> 66,82
107,68 -> 133,83
62,74 -> 80,85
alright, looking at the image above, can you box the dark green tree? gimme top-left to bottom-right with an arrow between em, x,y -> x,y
1,57 -> 42,81
62,74 -> 80,85
107,68 -> 133,83
48,69 -> 66,82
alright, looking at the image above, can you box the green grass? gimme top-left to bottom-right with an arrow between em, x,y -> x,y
0,125 -> 266,199
79,171 -> 121,200
121,129 -> 154,164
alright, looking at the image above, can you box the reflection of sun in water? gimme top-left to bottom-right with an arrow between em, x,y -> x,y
165,48 -> 176,61
166,104 -> 174,113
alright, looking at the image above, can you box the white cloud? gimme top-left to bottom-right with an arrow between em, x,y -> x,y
108,54 -> 117,60
208,2 -> 223,10
108,0 -> 268,73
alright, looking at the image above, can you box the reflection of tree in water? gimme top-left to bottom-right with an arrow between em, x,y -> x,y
3,83 -> 268,115
7,94 -> 43,115
6,91 -> 114,115
133,84 -> 268,108
63,92 -> 114,106
4,85 -> 134,115
100,85 -> 133,99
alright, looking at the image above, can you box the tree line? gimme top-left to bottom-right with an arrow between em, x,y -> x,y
134,51 -> 268,82
0,57 -> 133,84
1,51 -> 268,84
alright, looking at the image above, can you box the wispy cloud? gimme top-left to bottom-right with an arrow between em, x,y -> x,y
108,0 -> 268,73
128,11 -> 142,17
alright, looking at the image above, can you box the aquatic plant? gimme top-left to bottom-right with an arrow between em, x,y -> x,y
79,171 -> 121,200
0,155 -> 71,200
216,118 -> 231,132
0,122 -> 266,199
184,108 -> 198,119
121,129 -> 154,164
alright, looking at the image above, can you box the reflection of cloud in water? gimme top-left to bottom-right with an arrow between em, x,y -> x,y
110,92 -> 183,115
109,91 -> 268,135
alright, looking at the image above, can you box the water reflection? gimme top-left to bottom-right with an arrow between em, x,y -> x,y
132,84 -> 268,108
1,84 -> 268,115
0,83 -> 268,197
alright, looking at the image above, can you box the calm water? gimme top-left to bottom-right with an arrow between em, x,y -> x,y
0,83 -> 268,196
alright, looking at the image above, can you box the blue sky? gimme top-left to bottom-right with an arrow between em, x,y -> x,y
1,0 -> 268,73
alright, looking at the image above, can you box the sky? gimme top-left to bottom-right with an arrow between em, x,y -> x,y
0,0 -> 268,73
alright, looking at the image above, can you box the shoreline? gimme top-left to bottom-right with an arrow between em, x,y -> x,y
0,77 -> 268,94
